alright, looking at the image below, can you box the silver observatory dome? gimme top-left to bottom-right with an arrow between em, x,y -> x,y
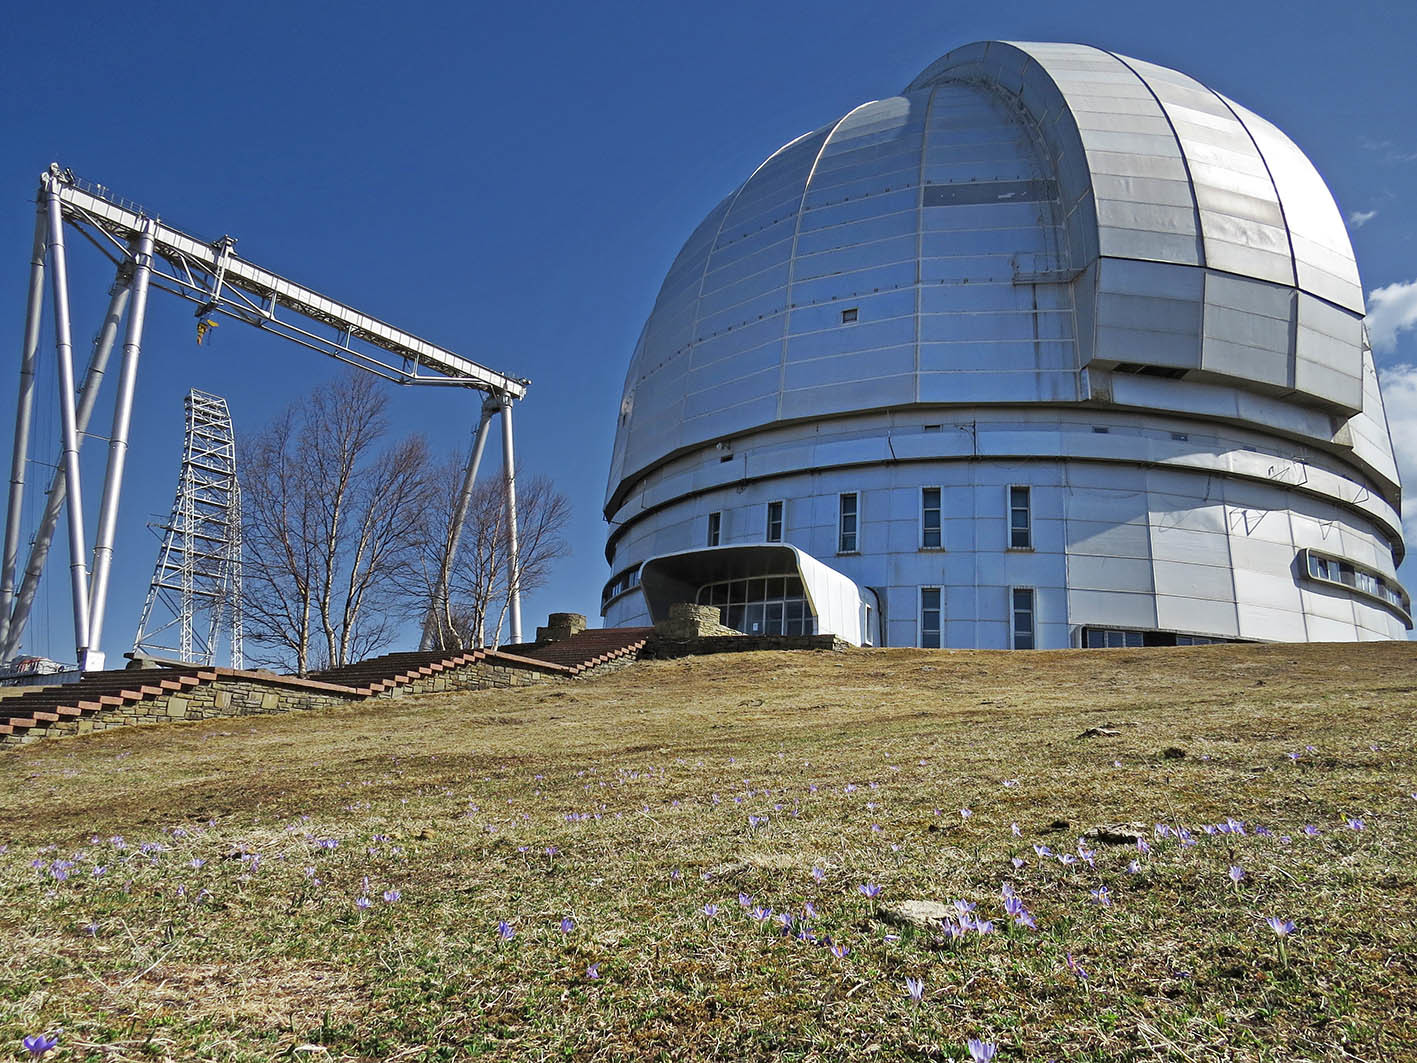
603,41 -> 1407,648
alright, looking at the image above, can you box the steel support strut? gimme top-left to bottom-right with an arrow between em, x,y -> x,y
419,397 -> 496,651
87,221 -> 156,658
0,210 -> 47,655
499,396 -> 522,645
1,262 -> 132,662
44,181 -> 93,666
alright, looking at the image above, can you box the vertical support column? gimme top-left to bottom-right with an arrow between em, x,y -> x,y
86,221 -> 156,661
44,179 -> 93,667
0,210 -> 48,656
419,397 -> 496,650
1,273 -> 131,661
499,395 -> 522,645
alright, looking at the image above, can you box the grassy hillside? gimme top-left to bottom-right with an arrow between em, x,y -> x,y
1,643 -> 1415,1061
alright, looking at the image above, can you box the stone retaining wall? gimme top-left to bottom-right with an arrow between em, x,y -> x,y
641,634 -> 849,658
2,659 -> 567,747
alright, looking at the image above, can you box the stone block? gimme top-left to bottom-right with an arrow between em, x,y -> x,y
536,612 -> 588,642
167,699 -> 189,718
655,602 -> 737,640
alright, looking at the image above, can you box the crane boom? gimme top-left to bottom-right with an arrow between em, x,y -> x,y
47,167 -> 528,398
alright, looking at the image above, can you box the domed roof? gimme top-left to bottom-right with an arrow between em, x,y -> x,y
607,41 -> 1380,515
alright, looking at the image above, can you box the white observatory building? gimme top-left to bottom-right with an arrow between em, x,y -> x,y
601,41 -> 1408,648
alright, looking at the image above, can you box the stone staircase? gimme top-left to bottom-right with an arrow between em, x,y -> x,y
1,625 -> 656,747
0,666 -> 219,742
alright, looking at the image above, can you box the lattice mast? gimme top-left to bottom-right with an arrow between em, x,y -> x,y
134,390 -> 243,667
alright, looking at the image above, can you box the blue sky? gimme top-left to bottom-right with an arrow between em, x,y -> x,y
2,0 -> 1416,662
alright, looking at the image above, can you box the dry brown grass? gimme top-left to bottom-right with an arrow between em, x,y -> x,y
1,642 -> 1415,1061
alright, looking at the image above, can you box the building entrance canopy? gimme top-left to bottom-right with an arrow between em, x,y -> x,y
638,545 -> 867,645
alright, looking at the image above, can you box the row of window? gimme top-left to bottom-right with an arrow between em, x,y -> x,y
1303,549 -> 1411,618
919,586 -> 1035,649
600,563 -> 642,608
706,487 -> 1035,552
1081,627 -> 1231,648
695,575 -> 815,636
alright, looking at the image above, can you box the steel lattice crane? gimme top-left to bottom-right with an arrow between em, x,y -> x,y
133,390 -> 243,668
0,164 -> 530,671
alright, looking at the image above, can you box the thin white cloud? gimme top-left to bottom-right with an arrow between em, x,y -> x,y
1378,363 -> 1417,535
1350,208 -> 1378,228
1367,279 -> 1417,352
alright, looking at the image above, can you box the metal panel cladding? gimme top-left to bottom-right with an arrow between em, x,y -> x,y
607,40 -> 1380,516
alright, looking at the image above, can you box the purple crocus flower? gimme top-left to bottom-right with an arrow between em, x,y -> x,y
804,901 -> 818,918
702,904 -> 719,918
586,962 -> 600,979
22,1033 -> 58,1058
1033,844 -> 1052,858
830,943 -> 849,960
811,866 -> 826,882
967,1039 -> 996,1062
1003,896 -> 1025,917
738,892 -> 753,907
1228,866 -> 1245,884
750,906 -> 773,922
960,808 -> 972,819
1066,953 -> 1088,981
776,911 -> 794,929
382,890 -> 401,903
1304,824 -> 1321,836
1014,911 -> 1037,930
1090,887 -> 1111,906
1058,853 -> 1078,866
859,883 -> 882,899
1010,856 -> 1025,869
904,976 -> 924,1002
1266,916 -> 1296,936
1127,860 -> 1142,874
497,920 -> 515,940
1346,817 -> 1365,831
560,916 -> 576,934
953,898 -> 976,915
355,896 -> 371,911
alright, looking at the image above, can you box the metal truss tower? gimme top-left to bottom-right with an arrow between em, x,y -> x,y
133,390 -> 243,667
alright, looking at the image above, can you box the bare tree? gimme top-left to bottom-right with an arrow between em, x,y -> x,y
241,374 -> 434,674
419,463 -> 571,650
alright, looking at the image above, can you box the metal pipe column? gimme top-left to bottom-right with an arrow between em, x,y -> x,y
87,222 -> 155,658
419,397 -> 496,651
0,211 -> 48,655
44,181 -> 94,666
499,396 -> 522,644
1,273 -> 131,661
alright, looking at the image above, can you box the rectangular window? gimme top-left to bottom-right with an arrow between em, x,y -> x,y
920,587 -> 942,648
1011,587 -> 1035,650
841,307 -> 858,323
1008,485 -> 1032,550
838,492 -> 859,553
707,511 -> 721,547
766,500 -> 784,542
921,486 -> 942,549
